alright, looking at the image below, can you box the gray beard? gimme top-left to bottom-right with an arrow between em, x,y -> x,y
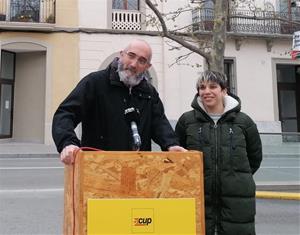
118,61 -> 145,88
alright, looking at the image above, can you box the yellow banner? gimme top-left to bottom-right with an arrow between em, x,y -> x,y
87,198 -> 196,235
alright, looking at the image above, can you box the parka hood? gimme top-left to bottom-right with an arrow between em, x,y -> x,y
191,92 -> 242,121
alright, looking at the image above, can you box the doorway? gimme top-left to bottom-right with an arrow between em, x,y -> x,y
0,50 -> 15,138
276,64 -> 300,141
0,48 -> 46,142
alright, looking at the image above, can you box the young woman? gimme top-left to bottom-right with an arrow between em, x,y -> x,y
175,70 -> 262,235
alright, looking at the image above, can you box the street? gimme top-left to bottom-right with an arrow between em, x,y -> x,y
0,158 -> 63,235
0,157 -> 299,235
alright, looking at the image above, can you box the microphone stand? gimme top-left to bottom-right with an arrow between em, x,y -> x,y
124,107 -> 141,151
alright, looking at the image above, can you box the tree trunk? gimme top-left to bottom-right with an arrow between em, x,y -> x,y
209,0 -> 228,73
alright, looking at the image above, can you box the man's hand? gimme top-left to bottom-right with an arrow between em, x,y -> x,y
168,145 -> 187,152
60,144 -> 80,165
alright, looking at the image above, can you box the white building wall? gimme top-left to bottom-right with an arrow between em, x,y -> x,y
225,38 -> 291,121
78,0 -> 299,132
161,39 -> 204,119
154,0 -> 193,30
78,0 -> 111,28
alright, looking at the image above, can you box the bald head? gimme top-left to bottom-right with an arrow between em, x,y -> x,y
118,39 -> 152,87
124,39 -> 152,63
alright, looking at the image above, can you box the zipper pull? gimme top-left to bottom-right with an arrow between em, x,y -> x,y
198,127 -> 202,134
198,127 -> 203,144
229,127 -> 236,150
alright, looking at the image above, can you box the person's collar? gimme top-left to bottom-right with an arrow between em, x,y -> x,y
196,95 -> 239,114
223,95 -> 239,113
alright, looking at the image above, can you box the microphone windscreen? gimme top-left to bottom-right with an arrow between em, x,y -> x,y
124,107 -> 139,123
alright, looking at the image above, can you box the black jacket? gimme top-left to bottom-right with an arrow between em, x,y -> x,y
175,94 -> 262,235
52,59 -> 178,152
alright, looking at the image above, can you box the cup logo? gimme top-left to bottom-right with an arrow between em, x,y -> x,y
132,208 -> 154,233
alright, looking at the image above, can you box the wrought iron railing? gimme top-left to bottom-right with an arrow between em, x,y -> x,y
0,0 -> 56,23
192,8 -> 300,35
112,9 -> 141,30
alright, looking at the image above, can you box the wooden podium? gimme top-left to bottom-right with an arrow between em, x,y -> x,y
64,151 -> 205,235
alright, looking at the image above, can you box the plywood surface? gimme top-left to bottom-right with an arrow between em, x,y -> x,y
64,151 -> 205,235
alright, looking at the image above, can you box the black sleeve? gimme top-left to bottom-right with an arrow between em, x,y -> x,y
52,74 -> 94,153
244,118 -> 263,174
175,115 -> 187,149
150,88 -> 179,151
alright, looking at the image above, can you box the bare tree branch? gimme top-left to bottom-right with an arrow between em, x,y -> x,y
168,51 -> 194,67
145,0 -> 211,63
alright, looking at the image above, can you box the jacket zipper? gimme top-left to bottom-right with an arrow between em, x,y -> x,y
213,123 -> 219,234
229,127 -> 233,158
229,127 -> 237,176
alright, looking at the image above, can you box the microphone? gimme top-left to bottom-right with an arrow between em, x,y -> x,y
124,107 -> 141,150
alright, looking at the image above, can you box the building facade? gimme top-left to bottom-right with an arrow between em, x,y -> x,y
0,0 -> 79,144
0,0 -> 299,145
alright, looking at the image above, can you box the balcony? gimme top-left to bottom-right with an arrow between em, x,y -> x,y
192,8 -> 300,35
112,9 -> 141,30
0,0 -> 55,24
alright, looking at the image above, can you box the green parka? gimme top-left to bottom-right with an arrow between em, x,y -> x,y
175,94 -> 262,235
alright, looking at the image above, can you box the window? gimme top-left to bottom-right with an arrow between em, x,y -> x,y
10,0 -> 40,22
280,0 -> 300,20
112,0 -> 139,10
224,59 -> 236,95
111,0 -> 142,30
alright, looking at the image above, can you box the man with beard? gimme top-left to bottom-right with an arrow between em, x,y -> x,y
52,39 -> 186,164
